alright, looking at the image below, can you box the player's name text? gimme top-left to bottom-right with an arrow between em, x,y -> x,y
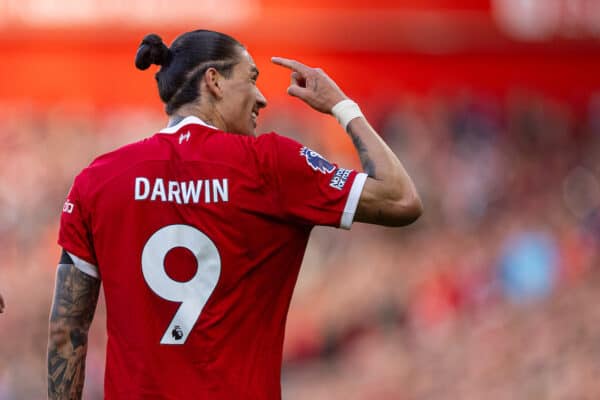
134,177 -> 229,204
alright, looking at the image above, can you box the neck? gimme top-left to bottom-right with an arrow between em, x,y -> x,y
168,103 -> 226,130
167,115 -> 187,128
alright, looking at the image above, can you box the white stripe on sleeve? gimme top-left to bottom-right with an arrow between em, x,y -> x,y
66,251 -> 100,279
340,172 -> 368,230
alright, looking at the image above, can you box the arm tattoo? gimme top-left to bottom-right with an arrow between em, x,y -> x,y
48,263 -> 100,400
348,126 -> 376,176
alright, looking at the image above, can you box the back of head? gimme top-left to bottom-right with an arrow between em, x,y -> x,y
135,30 -> 243,115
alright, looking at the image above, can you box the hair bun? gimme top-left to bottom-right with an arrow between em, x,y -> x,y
135,33 -> 171,70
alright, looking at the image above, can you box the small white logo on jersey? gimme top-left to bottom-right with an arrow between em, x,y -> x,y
330,168 -> 351,190
179,131 -> 191,144
63,200 -> 74,214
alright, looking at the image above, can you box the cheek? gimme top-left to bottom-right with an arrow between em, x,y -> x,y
241,85 -> 255,106
221,82 -> 255,128
236,88 -> 256,118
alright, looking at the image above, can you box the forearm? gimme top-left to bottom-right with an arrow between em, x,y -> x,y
47,323 -> 89,399
346,115 -> 422,226
47,262 -> 100,400
347,116 -> 411,184
331,98 -> 418,200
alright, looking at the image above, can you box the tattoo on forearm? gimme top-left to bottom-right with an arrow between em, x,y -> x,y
348,126 -> 376,176
48,264 -> 100,400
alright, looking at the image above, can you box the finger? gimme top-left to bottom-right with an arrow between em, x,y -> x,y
287,84 -> 311,99
291,72 -> 305,87
271,57 -> 311,74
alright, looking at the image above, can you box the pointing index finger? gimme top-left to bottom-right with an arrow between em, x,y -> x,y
271,57 -> 311,74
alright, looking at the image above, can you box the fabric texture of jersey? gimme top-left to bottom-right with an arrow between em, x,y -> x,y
58,116 -> 366,400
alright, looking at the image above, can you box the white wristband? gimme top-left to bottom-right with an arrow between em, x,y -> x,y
331,99 -> 363,131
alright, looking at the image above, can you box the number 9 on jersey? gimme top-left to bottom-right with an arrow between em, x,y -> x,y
142,224 -> 221,345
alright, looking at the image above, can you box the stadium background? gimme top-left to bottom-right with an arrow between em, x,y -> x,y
1,0 -> 600,398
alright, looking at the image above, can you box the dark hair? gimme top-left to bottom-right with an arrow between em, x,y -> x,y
135,30 -> 243,115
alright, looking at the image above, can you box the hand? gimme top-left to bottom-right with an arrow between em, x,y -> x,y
271,57 -> 348,114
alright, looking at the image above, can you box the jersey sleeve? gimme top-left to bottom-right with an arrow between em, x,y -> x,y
58,172 -> 100,278
255,133 -> 367,229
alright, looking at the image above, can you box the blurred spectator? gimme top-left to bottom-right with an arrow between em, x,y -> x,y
498,231 -> 559,304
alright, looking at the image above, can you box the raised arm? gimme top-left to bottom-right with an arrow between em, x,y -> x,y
271,57 -> 423,226
48,250 -> 100,400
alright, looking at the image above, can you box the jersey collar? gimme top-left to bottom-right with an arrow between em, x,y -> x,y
159,116 -> 218,134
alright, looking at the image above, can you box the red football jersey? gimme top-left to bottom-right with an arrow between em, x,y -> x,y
58,116 -> 367,399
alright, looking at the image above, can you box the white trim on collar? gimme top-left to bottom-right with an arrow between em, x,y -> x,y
159,116 -> 218,134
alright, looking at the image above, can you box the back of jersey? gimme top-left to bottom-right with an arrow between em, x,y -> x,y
58,117 -> 366,399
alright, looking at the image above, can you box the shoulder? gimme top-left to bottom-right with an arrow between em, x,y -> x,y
255,131 -> 300,146
239,132 -> 302,169
216,131 -> 299,147
246,132 -> 303,157
88,137 -> 152,170
72,137 -> 152,196
199,130 -> 295,163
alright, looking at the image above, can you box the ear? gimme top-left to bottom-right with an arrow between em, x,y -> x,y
203,67 -> 223,100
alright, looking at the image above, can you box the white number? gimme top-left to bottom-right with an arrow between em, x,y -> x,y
142,224 -> 221,345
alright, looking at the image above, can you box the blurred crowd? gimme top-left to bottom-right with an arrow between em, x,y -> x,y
0,90 -> 599,399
